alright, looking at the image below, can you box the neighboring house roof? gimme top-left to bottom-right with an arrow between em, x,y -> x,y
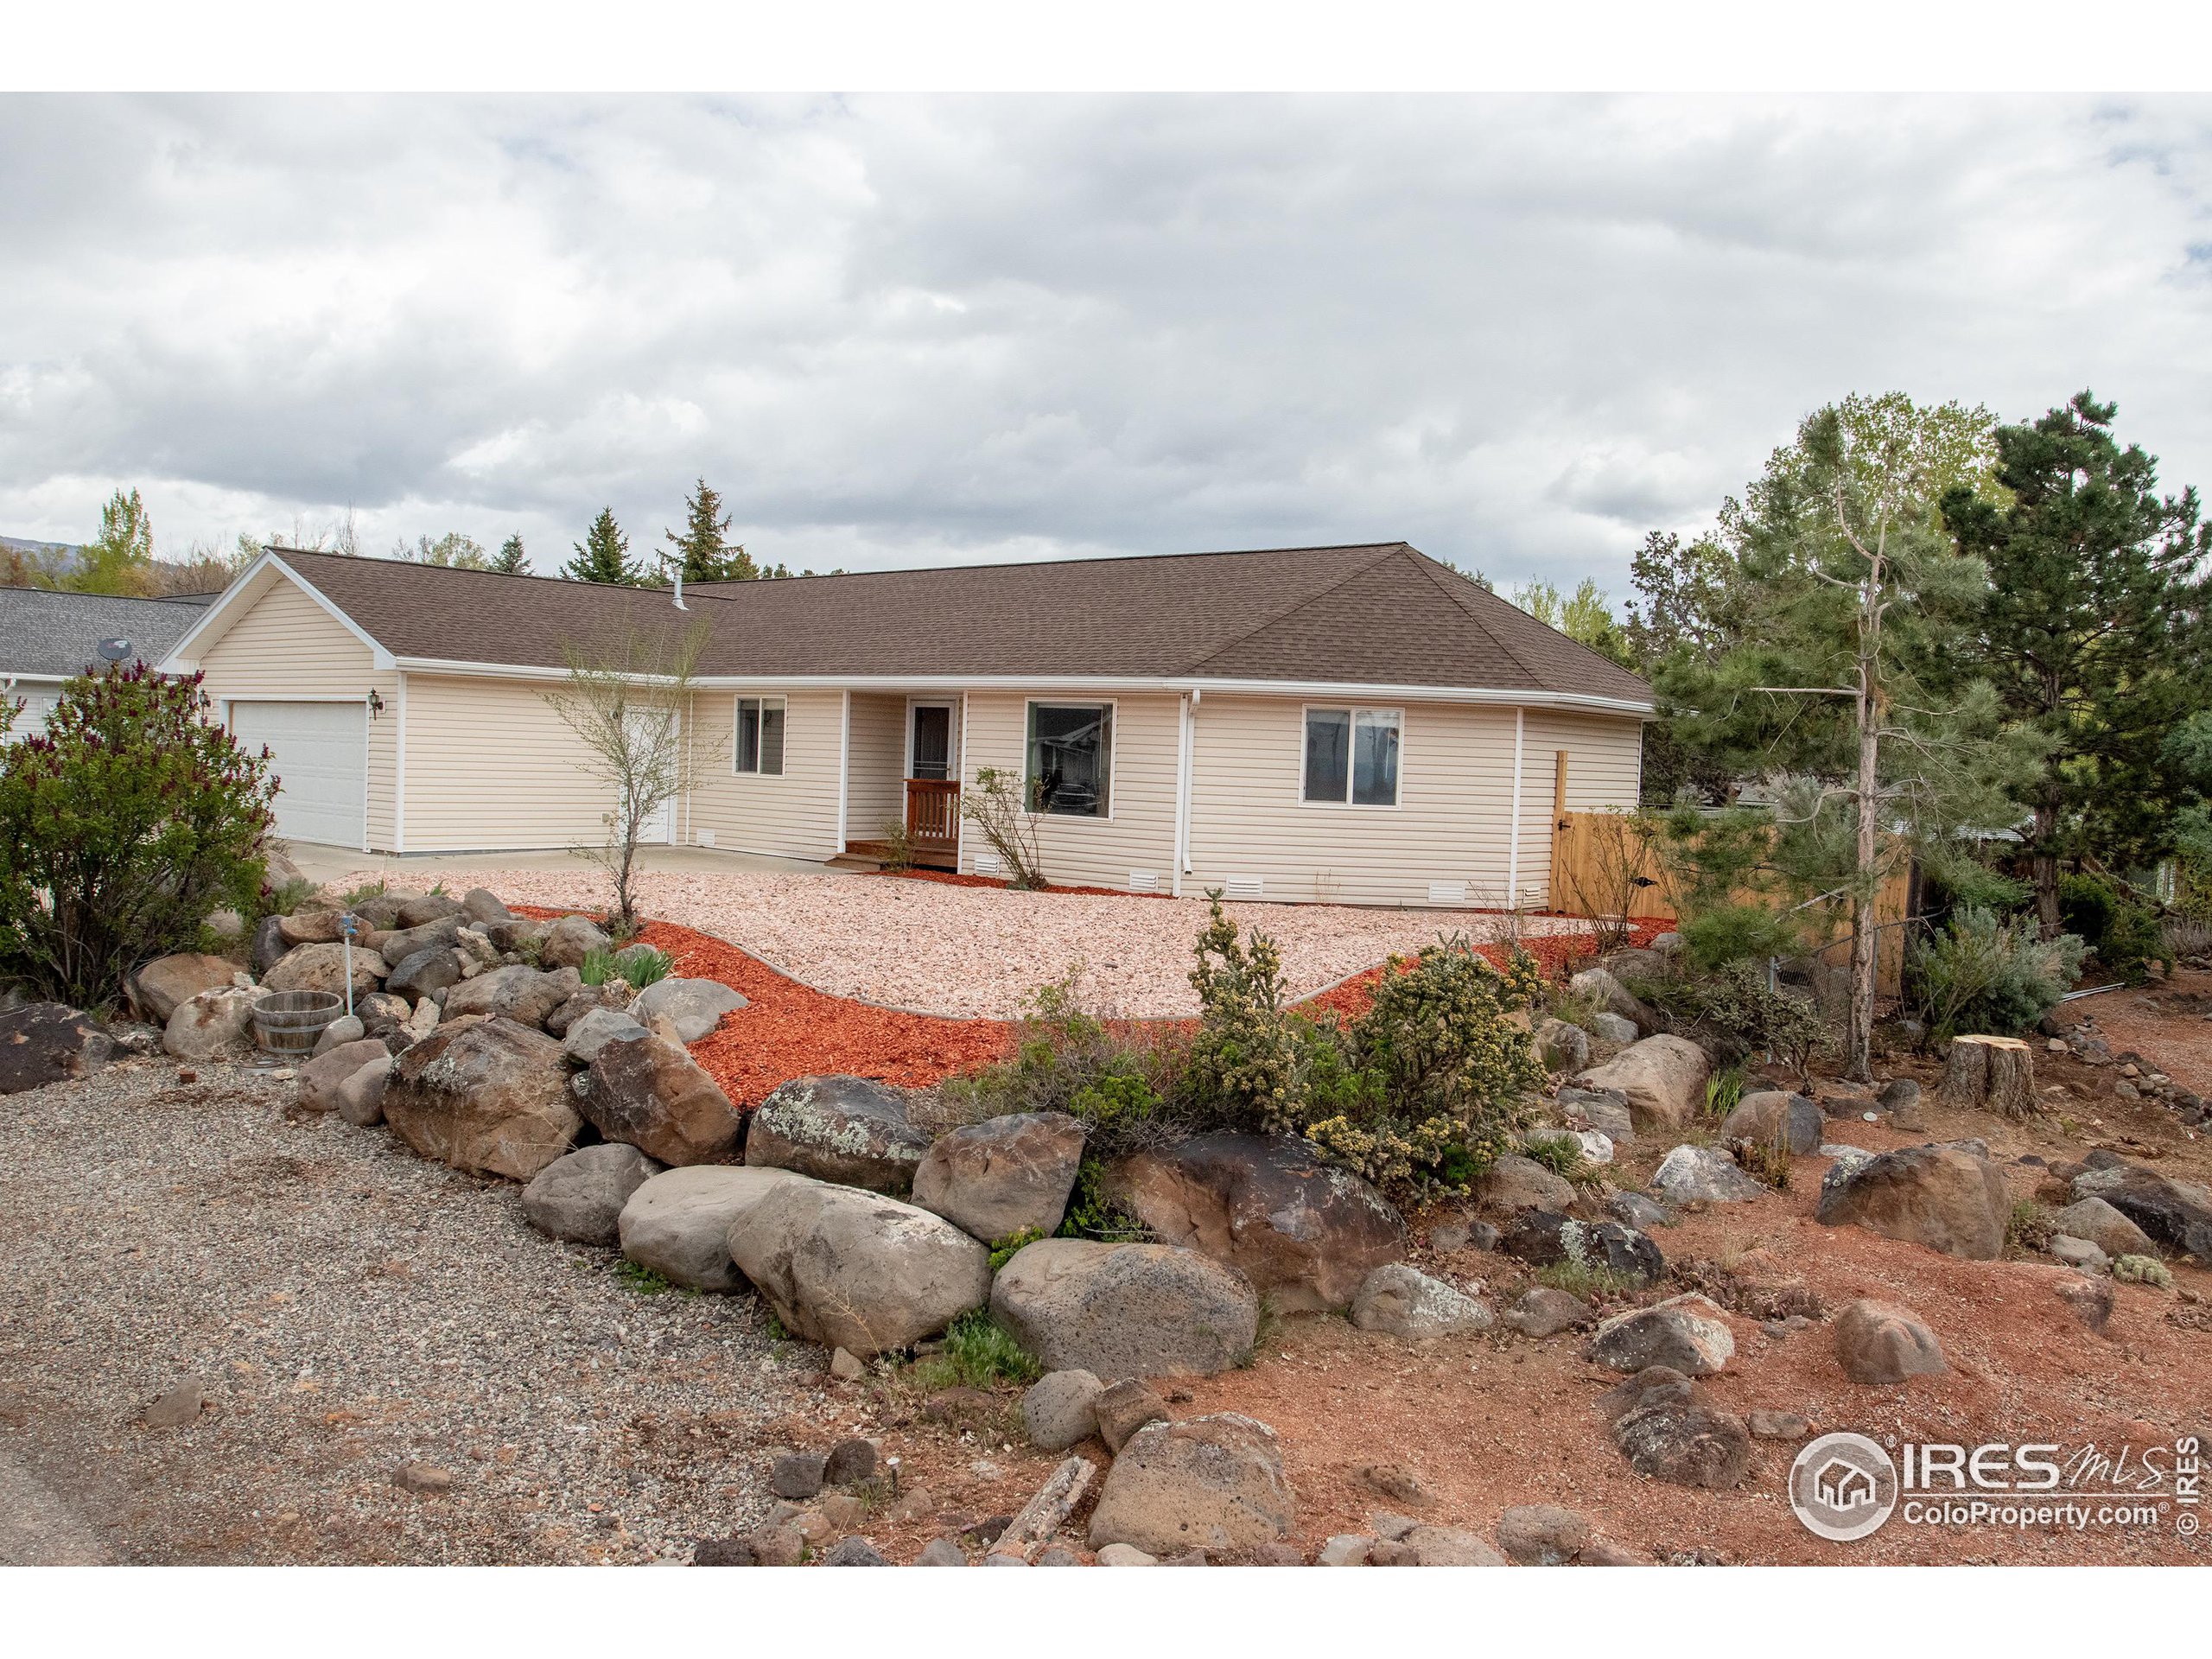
0,586 -> 219,679
172,542 -> 1653,710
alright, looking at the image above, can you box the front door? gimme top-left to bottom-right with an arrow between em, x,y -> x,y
911,703 -> 952,781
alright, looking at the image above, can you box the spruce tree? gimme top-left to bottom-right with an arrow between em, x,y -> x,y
1944,392 -> 2212,932
490,534 -> 529,575
563,509 -> 639,585
663,479 -> 756,582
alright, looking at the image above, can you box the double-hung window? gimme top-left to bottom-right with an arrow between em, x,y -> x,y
734,696 -> 786,776
1303,708 -> 1401,806
1026,702 -> 1112,817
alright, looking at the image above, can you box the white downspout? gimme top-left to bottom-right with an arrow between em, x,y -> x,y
1172,690 -> 1192,897
1505,706 -> 1526,909
392,670 -> 408,854
836,689 -> 851,857
954,692 -> 971,873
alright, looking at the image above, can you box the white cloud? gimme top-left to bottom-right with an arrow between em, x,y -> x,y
2,92 -> 2209,596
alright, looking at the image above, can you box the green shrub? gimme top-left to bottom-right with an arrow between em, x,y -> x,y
340,879 -> 388,907
616,944 -> 677,988
1908,907 -> 2087,1041
2100,901 -> 2168,986
1055,1155 -> 1149,1242
0,664 -> 276,1009
1678,903 -> 1806,972
987,1227 -> 1044,1271
2057,873 -> 2117,955
944,973 -> 1187,1157
910,1309 -> 1043,1389
1672,961 -> 1828,1084
614,1259 -> 683,1295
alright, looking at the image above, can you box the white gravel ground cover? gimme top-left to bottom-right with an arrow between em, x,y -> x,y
346,867 -> 1589,1019
0,1054 -> 833,1565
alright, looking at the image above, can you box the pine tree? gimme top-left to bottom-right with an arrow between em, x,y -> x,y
563,509 -> 639,585
663,479 -> 756,583
1657,399 -> 2039,1079
490,534 -> 529,575
1944,392 -> 2212,933
67,487 -> 156,595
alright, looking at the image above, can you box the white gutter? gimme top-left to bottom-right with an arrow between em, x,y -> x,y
380,658 -> 1655,717
393,670 -> 409,853
836,690 -> 851,855
953,692 -> 970,873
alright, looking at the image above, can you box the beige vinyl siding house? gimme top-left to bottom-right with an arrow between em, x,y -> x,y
162,541 -> 1655,906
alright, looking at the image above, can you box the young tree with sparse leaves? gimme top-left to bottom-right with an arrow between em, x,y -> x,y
563,508 -> 640,586
65,488 -> 157,595
540,621 -> 722,929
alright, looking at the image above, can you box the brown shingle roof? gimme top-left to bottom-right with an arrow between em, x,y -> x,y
256,543 -> 1650,706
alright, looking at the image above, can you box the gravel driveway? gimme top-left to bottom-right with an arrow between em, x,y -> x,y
0,1055 -> 823,1565
346,867 -> 1591,1019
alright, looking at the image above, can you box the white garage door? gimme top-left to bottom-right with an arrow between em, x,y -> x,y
231,701 -> 367,849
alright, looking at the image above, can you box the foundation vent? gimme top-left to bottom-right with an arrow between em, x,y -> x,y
1426,880 -> 1468,907
972,849 -> 1005,877
1128,870 -> 1160,893
1223,875 -> 1264,901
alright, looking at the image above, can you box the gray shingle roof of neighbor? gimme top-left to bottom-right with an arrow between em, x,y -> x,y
245,543 -> 1653,706
0,586 -> 218,679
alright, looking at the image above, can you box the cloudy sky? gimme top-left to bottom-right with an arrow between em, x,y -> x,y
3,92 -> 2209,594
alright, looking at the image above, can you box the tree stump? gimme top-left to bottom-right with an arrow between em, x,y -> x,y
1938,1034 -> 2037,1118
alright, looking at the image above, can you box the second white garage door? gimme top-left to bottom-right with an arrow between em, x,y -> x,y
231,700 -> 367,849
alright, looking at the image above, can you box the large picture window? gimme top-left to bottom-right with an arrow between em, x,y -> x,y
1026,702 -> 1112,817
734,696 -> 785,776
1303,708 -> 1401,806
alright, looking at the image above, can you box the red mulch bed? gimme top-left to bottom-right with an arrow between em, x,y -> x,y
515,904 -> 1669,1107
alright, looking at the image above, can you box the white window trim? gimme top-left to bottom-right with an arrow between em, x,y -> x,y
732,694 -> 790,779
1298,702 -> 1405,810
1023,696 -> 1119,823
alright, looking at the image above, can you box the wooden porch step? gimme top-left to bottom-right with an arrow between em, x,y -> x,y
842,837 -> 957,873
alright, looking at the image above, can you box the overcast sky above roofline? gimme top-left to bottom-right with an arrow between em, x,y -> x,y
3,93 -> 2209,601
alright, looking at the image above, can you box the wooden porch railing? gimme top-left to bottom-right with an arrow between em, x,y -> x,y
905,777 -> 960,846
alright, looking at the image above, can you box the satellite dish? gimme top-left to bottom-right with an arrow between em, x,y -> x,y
96,638 -> 131,663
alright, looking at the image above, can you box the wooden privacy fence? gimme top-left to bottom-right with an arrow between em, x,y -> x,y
1548,808 -> 1912,994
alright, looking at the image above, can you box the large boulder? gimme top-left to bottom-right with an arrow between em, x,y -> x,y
538,914 -> 613,970
372,914 -> 464,967
2071,1163 -> 2212,1260
297,1038 -> 393,1114
912,1111 -> 1087,1242
620,1165 -> 805,1289
461,888 -> 514,925
251,914 -> 289,976
0,1003 -> 112,1093
746,1075 -> 931,1194
1498,1211 -> 1665,1285
382,1016 -> 580,1180
2049,1195 -> 2159,1261
1022,1370 -> 1105,1452
1110,1132 -> 1405,1313
563,1007 -> 648,1066
385,945 -> 467,999
575,1033 -> 746,1166
1534,1019 -> 1592,1073
1718,1090 -> 1823,1156
264,942 -> 387,999
1650,1144 -> 1768,1205
162,986 -> 271,1059
1569,967 -> 1648,1027
1585,1293 -> 1734,1376
546,983 -> 632,1039
277,908 -> 346,945
1833,1298 -> 1947,1384
1349,1263 -> 1494,1339
727,1182 -> 991,1354
524,1143 -> 664,1247
1086,1414 -> 1294,1556
442,964 -> 582,1030
1815,1141 -> 2010,1260
1611,1388 -> 1751,1489
396,893 -> 465,929
1576,1036 -> 1709,1132
1478,1152 -> 1578,1217
627,977 -> 748,1043
127,952 -> 238,1024
988,1239 -> 1259,1381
